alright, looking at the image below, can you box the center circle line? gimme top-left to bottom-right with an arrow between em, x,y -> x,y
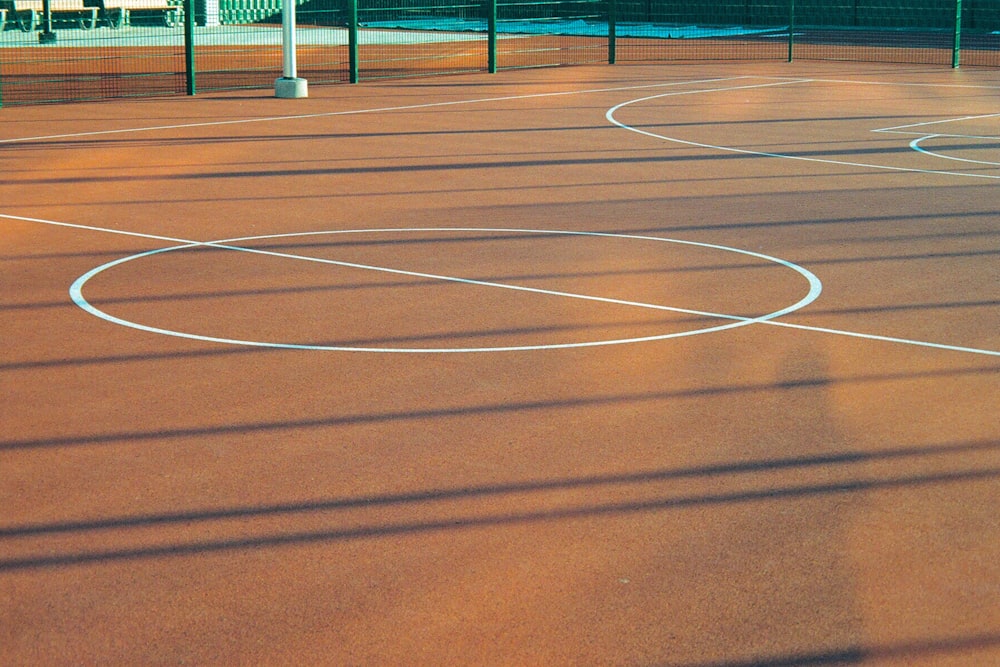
70,228 -> 823,353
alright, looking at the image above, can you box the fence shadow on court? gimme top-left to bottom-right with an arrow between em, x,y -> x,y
1,436 -> 999,570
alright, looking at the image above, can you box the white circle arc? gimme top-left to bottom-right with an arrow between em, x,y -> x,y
910,135 -> 1000,167
605,93 -> 1000,180
70,228 -> 823,353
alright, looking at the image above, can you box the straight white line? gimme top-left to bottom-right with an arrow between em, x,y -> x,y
873,112 -> 1000,133
768,320 -> 1000,357
0,213 -> 788,322
0,76 -> 749,145
79,236 -> 1000,357
763,76 -> 1000,91
3,75 -> 996,147
214,240 -> 744,321
0,212 -> 194,245
6,212 -> 997,357
883,132 -> 1000,140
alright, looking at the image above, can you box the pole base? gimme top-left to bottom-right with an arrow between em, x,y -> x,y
38,31 -> 58,44
275,77 -> 308,99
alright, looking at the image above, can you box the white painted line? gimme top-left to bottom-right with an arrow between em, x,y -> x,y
605,85 -> 1000,180
0,76 -> 750,145
4,213 -> 996,357
68,228 -> 824,353
910,135 -> 1000,167
767,319 -> 1000,357
4,70 -> 999,356
873,113 -> 1000,134
0,212 -> 195,245
1,75 -> 995,147
765,76 -> 1000,91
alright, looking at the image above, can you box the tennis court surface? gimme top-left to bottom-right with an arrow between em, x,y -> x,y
1,60 -> 999,664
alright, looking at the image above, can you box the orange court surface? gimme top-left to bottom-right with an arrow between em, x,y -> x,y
1,60 -> 999,665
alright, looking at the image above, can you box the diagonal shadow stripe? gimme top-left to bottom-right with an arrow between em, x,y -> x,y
1,439 -> 996,539
1,466 -> 998,571
2,367 -> 997,451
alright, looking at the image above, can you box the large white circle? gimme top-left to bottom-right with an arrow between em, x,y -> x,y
70,228 -> 823,353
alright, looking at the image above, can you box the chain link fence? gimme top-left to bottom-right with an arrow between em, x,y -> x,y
0,0 -> 997,105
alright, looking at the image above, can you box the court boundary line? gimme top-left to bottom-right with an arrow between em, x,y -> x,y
0,74 -> 998,147
873,112 -> 1000,135
0,76 -> 752,145
2,212 -> 997,356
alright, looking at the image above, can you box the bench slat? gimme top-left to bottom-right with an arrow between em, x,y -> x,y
102,0 -> 174,9
13,0 -> 89,9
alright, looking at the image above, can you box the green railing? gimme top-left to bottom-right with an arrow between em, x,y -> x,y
0,0 -> 997,106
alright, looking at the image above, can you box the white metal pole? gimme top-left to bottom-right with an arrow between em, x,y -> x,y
275,0 -> 308,97
283,0 -> 296,79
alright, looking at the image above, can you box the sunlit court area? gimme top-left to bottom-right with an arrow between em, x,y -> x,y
1,0 -> 999,664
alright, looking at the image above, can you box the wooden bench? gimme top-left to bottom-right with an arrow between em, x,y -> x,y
85,0 -> 179,28
1,0 -> 98,31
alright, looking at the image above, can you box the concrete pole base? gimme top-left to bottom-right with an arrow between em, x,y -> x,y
275,77 -> 308,99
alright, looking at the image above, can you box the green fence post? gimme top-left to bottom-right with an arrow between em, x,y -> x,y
487,0 -> 497,73
952,0 -> 962,68
185,0 -> 196,95
348,0 -> 359,83
787,0 -> 794,62
608,0 -> 616,64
